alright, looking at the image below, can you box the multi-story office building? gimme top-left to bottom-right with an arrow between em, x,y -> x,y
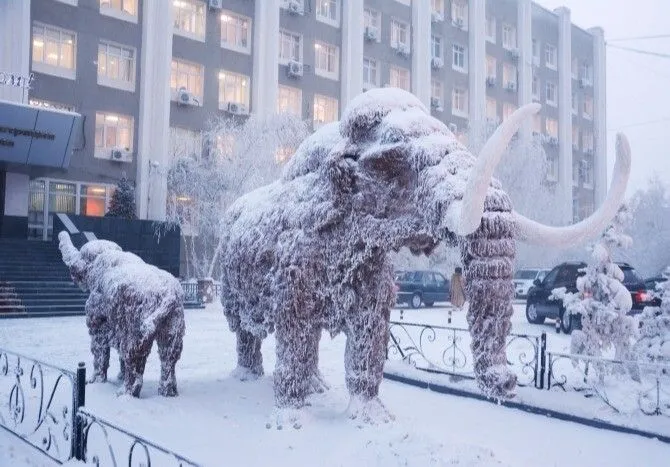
0,0 -> 606,241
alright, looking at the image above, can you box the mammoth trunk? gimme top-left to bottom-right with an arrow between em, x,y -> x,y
460,189 -> 517,399
58,231 -> 82,267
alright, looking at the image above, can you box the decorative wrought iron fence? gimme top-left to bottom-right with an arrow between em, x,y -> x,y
76,409 -> 202,467
387,321 -> 543,387
181,282 -> 199,303
0,348 -> 85,464
547,351 -> 670,416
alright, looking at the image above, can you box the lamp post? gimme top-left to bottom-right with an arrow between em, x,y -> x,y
146,160 -> 159,219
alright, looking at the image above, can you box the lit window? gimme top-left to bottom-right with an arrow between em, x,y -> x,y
364,8 -> 381,40
431,35 -> 443,60
95,111 -> 133,152
545,44 -> 557,69
313,94 -> 338,129
100,0 -> 137,18
502,23 -> 516,50
503,63 -> 517,89
431,0 -> 444,16
31,23 -> 76,78
220,11 -> 251,53
389,66 -> 410,91
486,55 -> 496,80
485,16 -> 496,43
545,118 -> 558,138
583,96 -> 594,119
80,184 -> 109,217
169,126 -> 203,160
390,19 -> 409,49
314,41 -> 339,79
173,0 -> 206,40
451,1 -> 468,28
486,98 -> 497,121
316,0 -> 340,26
363,57 -> 379,89
532,114 -> 542,135
97,41 -> 135,90
218,70 -> 250,110
545,81 -> 557,106
580,62 -> 593,85
583,130 -> 594,152
452,87 -> 468,117
170,58 -> 204,103
532,74 -> 539,100
29,99 -> 74,112
275,146 -> 295,163
431,79 -> 443,109
279,30 -> 302,63
277,85 -> 302,117
452,44 -> 467,71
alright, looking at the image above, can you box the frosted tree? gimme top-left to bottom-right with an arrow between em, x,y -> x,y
552,205 -> 638,360
106,175 -> 137,219
634,267 -> 670,366
166,113 -> 309,279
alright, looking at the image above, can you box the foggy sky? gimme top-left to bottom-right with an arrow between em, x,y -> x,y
537,0 -> 670,195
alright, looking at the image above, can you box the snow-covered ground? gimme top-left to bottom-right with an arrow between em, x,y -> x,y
1,303 -> 668,466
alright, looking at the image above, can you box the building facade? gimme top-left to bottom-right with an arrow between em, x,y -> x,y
0,0 -> 606,240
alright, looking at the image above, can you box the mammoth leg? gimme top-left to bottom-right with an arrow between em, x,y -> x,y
86,314 -> 110,383
156,311 -> 185,397
461,189 -> 517,398
273,312 -> 313,408
117,357 -> 125,382
232,330 -> 264,381
306,324 -> 329,395
121,338 -> 153,397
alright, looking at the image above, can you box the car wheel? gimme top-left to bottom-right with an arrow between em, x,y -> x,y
424,301 -> 434,307
560,310 -> 573,334
525,303 -> 545,324
411,293 -> 422,309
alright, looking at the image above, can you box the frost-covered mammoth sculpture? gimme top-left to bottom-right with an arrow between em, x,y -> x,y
58,232 -> 185,397
220,89 -> 631,417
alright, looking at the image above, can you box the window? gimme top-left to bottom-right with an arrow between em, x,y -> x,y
390,19 -> 409,49
547,156 -> 558,181
169,127 -> 203,160
532,39 -> 540,64
572,162 -> 580,187
583,130 -> 594,152
432,0 -> 444,16
279,30 -> 302,63
55,0 -> 78,5
485,16 -> 496,43
363,57 -> 379,89
364,8 -> 381,40
545,81 -> 557,106
95,112 -> 133,153
277,85 -> 302,116
502,102 -> 517,121
452,44 -> 466,72
503,63 -> 517,89
431,36 -> 443,61
29,98 -> 74,112
583,96 -> 593,119
100,0 -> 137,20
502,23 -> 516,50
452,87 -> 468,117
218,70 -> 250,110
314,41 -> 339,79
532,74 -> 539,100
220,11 -> 251,53
316,0 -> 340,26
532,114 -> 542,135
582,158 -> 594,188
545,44 -> 557,69
486,98 -> 497,121
389,66 -> 410,91
572,125 -> 580,150
31,23 -> 76,78
580,62 -> 593,85
275,147 -> 295,163
572,93 -> 579,115
80,184 -> 109,217
313,94 -> 338,129
451,1 -> 468,29
486,56 -> 496,80
170,58 -> 204,103
97,41 -> 135,90
173,0 -> 206,40
571,58 -> 578,79
431,79 -> 443,108
545,118 -> 558,138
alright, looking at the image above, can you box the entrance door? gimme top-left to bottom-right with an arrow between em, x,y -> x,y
28,180 -> 77,240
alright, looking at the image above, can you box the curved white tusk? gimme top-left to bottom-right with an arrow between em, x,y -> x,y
514,133 -> 632,246
452,103 -> 542,236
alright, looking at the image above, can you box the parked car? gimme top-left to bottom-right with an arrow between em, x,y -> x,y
525,261 -> 650,333
513,268 -> 550,299
644,276 -> 667,307
395,270 -> 450,308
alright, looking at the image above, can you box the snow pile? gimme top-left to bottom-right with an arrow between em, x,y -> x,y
634,269 -> 670,365
552,206 -> 637,360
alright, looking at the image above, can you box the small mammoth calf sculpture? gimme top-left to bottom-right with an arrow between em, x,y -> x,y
58,232 -> 185,397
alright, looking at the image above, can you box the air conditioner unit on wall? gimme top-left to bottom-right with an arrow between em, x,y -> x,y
431,11 -> 444,23
453,18 -> 464,29
287,60 -> 303,78
508,48 -> 520,60
486,76 -> 496,87
394,43 -> 410,58
208,0 -> 223,9
364,26 -> 379,42
431,57 -> 444,69
286,0 -> 303,15
505,81 -> 516,91
226,101 -> 248,115
110,148 -> 132,162
448,123 -> 458,133
177,88 -> 199,106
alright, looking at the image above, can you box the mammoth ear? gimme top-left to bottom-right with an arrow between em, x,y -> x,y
326,154 -> 358,194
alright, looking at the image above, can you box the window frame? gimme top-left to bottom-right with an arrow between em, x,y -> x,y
97,40 -> 136,92
220,10 -> 252,54
276,85 -> 303,117
99,0 -> 138,23
452,43 -> 467,73
451,0 -> 468,30
314,41 -> 340,81
390,19 -> 410,50
94,111 -> 134,158
451,87 -> 468,118
485,16 -> 496,43
502,23 -> 516,50
316,0 -> 340,28
312,94 -> 339,129
583,95 -> 594,120
545,81 -> 558,106
218,69 -> 250,111
363,57 -> 379,89
545,44 -> 557,70
170,57 -> 205,104
431,78 -> 444,110
31,22 -> 77,80
389,65 -> 410,91
173,0 -> 206,42
363,8 -> 381,42
279,29 -> 303,64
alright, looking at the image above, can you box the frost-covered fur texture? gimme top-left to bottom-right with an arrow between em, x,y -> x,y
552,206 -> 637,360
58,232 -> 185,397
634,268 -> 670,366
220,88 -> 519,408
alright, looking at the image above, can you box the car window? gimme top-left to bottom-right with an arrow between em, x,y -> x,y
435,273 -> 446,287
621,267 -> 642,284
514,270 -> 538,280
537,270 -> 549,281
555,265 -> 580,286
542,267 -> 561,286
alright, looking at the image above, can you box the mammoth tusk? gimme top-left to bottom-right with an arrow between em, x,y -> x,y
451,103 -> 542,236
513,133 -> 632,246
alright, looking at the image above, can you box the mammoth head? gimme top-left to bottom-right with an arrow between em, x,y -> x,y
58,231 -> 122,290
284,88 -> 631,251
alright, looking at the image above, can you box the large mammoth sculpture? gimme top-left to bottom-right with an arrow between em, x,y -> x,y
58,232 -> 185,397
220,88 -> 631,421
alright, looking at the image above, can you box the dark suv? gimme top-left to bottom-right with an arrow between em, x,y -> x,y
526,261 -> 649,333
395,270 -> 450,308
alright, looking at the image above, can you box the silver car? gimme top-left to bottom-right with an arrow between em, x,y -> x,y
513,268 -> 550,299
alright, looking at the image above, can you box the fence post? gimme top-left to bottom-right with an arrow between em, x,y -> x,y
538,332 -> 547,389
73,362 -> 86,461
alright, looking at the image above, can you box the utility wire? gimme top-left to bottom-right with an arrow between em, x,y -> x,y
607,34 -> 670,42
607,117 -> 670,132
606,43 -> 670,59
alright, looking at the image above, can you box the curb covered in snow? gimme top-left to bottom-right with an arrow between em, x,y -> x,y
383,372 -> 670,445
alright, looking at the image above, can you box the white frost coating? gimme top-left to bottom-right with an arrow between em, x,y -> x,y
514,133 -> 632,247
634,270 -> 670,365
451,103 -> 541,236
